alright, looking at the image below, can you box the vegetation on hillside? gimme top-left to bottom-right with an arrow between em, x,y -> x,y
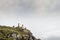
0,25 -> 40,40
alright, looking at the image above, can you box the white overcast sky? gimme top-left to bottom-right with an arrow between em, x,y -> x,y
0,0 -> 60,39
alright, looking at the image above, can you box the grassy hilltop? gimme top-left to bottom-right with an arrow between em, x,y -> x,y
0,25 -> 39,40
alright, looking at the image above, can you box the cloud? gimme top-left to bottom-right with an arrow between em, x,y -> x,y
34,0 -> 60,13
46,36 -> 60,40
0,0 -> 60,14
0,0 -> 60,39
0,0 -> 36,13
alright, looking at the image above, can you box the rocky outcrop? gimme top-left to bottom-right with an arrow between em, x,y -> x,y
0,24 -> 41,40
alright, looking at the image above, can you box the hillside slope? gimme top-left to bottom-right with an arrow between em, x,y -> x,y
0,25 -> 40,40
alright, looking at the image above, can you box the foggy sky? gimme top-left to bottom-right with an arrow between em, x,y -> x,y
0,0 -> 60,39
45,36 -> 60,40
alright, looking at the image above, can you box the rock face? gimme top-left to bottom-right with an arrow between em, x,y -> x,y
0,25 -> 40,40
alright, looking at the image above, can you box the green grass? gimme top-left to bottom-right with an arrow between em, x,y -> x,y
0,25 -> 30,40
